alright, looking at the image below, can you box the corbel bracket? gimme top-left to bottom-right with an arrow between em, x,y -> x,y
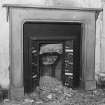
2,5 -> 10,22
6,7 -> 9,22
95,10 -> 103,20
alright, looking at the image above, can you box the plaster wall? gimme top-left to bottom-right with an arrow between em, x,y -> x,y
0,0 -> 103,89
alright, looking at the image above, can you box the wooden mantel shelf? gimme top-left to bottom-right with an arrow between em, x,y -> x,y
3,4 -> 103,12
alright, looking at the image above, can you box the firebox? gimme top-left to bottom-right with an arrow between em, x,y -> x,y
3,4 -> 101,99
23,22 -> 81,93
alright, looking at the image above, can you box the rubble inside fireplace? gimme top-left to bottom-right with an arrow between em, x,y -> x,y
30,40 -> 74,91
27,77 -> 74,104
31,43 -> 75,103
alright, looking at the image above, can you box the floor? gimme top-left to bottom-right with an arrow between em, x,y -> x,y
1,88 -> 105,105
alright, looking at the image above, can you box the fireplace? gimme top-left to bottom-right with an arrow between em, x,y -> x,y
3,4 -> 101,99
23,22 -> 81,93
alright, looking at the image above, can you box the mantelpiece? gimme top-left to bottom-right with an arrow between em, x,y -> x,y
3,4 -> 102,99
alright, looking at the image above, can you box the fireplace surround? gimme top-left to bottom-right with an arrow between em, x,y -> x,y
3,4 -> 102,99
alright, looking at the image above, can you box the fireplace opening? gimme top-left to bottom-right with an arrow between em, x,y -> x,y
23,22 -> 81,94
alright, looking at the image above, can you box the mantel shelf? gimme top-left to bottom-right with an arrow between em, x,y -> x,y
3,3 -> 103,12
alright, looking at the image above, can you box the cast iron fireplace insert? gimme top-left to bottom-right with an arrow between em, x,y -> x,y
23,22 -> 81,94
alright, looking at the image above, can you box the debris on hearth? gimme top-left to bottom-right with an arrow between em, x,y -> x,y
2,76 -> 105,105
2,88 -> 105,105
38,75 -> 75,102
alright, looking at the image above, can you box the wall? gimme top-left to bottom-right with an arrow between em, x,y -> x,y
1,0 -> 102,8
0,0 -> 103,89
0,3 -> 9,89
